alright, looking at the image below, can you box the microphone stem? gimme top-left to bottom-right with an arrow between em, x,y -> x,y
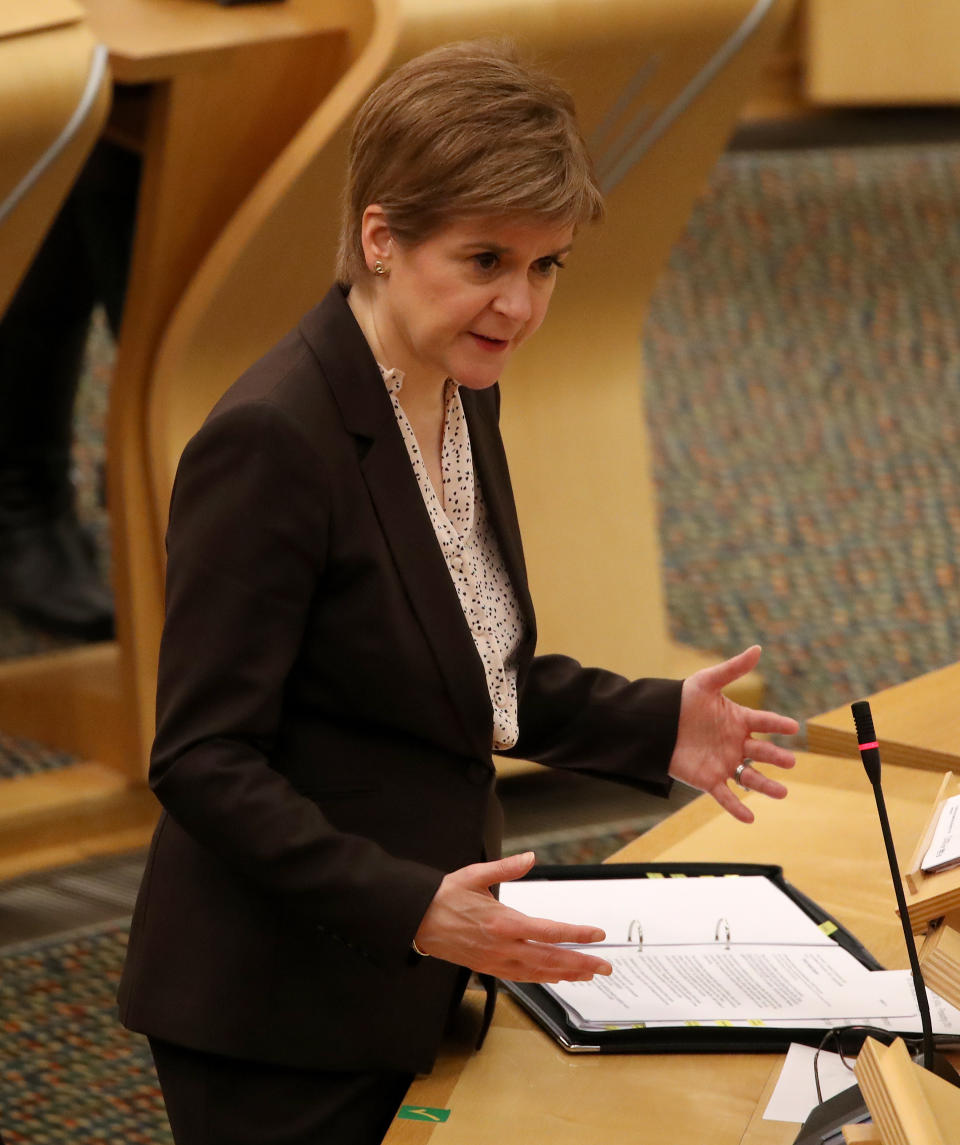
870,778 -> 934,1070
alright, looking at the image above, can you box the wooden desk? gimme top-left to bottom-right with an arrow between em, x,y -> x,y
807,662 -> 960,772
384,753 -> 960,1144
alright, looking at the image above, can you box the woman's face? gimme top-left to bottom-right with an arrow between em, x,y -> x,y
366,214 -> 575,392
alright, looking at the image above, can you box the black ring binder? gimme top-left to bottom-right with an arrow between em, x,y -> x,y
500,862 -> 887,1055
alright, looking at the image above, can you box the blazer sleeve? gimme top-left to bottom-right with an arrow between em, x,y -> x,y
149,399 -> 442,968
504,655 -> 683,796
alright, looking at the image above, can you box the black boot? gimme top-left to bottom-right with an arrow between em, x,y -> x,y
0,142 -> 137,644
0,459 -> 114,641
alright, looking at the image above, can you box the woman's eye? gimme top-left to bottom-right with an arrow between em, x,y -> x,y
534,256 -> 564,276
473,252 -> 500,272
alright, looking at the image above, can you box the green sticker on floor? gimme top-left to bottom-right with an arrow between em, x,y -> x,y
398,1105 -> 451,1123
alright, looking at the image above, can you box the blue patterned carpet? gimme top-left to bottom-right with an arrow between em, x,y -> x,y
647,141 -> 960,722
0,924 -> 167,1144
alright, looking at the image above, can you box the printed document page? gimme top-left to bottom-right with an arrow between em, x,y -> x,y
500,875 -> 910,1028
922,793 -> 960,872
546,943 -> 904,1027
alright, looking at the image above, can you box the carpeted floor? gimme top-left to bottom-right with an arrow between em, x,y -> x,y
0,923 -> 165,1145
645,138 -> 960,722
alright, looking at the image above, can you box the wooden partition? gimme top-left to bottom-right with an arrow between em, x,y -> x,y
806,0 -> 960,105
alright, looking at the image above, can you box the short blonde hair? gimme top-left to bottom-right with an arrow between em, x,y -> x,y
336,40 -> 604,284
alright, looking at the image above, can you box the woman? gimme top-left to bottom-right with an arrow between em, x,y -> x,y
119,41 -> 797,1145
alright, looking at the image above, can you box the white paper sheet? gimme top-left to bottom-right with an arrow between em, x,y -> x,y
499,875 -> 834,949
860,972 -> 960,1036
546,943 -> 905,1026
500,874 -> 898,1025
922,793 -> 960,872
615,970 -> 960,1033
763,1044 -> 857,1123
762,978 -> 960,1123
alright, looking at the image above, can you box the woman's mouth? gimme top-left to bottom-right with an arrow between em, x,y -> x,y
470,332 -> 509,351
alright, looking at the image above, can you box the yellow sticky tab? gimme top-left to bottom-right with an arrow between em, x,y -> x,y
670,873 -> 686,878
748,1019 -> 765,1027
685,1020 -> 701,1027
716,1020 -> 734,1027
647,872 -> 665,879
819,921 -> 838,936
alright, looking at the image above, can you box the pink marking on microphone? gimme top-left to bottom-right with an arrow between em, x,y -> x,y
858,740 -> 879,750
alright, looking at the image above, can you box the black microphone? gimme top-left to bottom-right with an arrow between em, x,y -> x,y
850,700 -> 880,786
851,699 -> 936,1070
792,701 -> 960,1144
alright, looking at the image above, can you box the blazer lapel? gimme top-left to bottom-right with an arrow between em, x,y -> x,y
299,287 -> 494,762
463,389 -> 538,672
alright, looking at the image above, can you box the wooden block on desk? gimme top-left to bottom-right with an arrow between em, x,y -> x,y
919,915 -> 960,1013
854,1036 -> 960,1145
807,663 -> 960,772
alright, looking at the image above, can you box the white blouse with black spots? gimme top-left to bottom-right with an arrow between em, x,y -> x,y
380,365 -> 524,751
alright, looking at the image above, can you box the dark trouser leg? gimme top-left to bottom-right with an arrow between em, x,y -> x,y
0,142 -> 139,639
149,1038 -> 415,1145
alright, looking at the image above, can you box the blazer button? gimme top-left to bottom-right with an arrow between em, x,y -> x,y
467,762 -> 491,785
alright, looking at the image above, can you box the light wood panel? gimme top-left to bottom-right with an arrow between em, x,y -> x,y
81,0 -> 361,82
0,645 -> 130,772
105,22 -> 356,768
0,762 -> 157,881
385,753 -> 959,1144
1,0 -> 84,39
806,0 -> 960,105
743,1 -> 960,119
807,662 -> 960,773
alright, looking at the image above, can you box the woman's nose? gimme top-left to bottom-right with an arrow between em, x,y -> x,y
493,276 -> 534,324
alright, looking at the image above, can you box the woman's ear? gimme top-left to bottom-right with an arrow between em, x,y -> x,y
359,205 -> 393,273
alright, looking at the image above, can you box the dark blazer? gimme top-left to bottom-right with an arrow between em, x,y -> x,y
118,284 -> 683,1074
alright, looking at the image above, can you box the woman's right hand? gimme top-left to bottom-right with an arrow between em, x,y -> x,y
412,851 -> 613,983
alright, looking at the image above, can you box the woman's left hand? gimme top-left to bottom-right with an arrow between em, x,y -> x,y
667,645 -> 798,823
